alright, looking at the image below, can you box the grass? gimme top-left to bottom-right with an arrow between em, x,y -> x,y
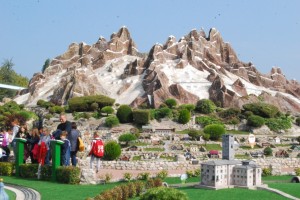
176,129 -> 190,134
239,144 -> 261,149
203,144 -> 222,151
235,154 -> 251,159
160,155 -> 176,161
143,147 -> 165,152
262,175 -> 292,182
131,142 -> 148,146
1,176 -> 119,200
226,130 -> 250,135
178,186 -> 288,200
132,155 -> 141,161
268,183 -> 300,198
5,189 -> 16,200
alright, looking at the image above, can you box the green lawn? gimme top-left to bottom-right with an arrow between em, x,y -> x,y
268,183 -> 300,198
2,176 -> 119,200
239,145 -> 261,149
178,187 -> 288,200
203,144 -> 222,151
226,130 -> 250,135
143,147 -> 164,152
5,189 -> 16,200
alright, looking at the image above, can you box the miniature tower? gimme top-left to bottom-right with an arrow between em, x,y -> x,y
222,134 -> 234,160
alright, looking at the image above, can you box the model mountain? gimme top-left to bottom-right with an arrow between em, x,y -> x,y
15,26 -> 300,113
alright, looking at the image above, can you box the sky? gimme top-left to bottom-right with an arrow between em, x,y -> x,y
1,0 -> 300,81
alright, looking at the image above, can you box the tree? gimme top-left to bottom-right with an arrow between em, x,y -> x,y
178,109 -> 191,124
179,104 -> 196,112
118,133 -> 137,146
264,147 -> 273,156
0,59 -> 29,101
188,129 -> 201,141
196,99 -> 216,114
105,115 -> 119,127
202,133 -> 210,145
203,124 -> 225,141
247,115 -> 265,127
42,58 -> 51,73
132,109 -> 150,125
116,105 -> 133,123
101,106 -> 114,116
165,98 -> 177,109
103,141 -> 121,160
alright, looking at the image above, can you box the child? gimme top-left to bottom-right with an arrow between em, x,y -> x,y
1,128 -> 11,162
39,127 -> 51,165
88,132 -> 104,173
60,131 -> 71,166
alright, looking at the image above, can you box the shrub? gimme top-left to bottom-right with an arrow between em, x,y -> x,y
49,105 -> 65,114
56,166 -> 81,184
101,106 -> 114,116
165,98 -> 177,108
265,116 -> 292,131
103,141 -> 121,160
243,102 -> 279,118
120,184 -> 130,200
153,178 -> 163,187
178,109 -> 191,124
91,102 -> 99,111
44,113 -> 53,120
196,115 -> 223,127
68,95 -> 115,112
105,115 -> 119,127
116,105 -> 133,123
127,182 -> 137,198
132,109 -> 150,125
133,181 -> 145,196
188,129 -> 201,141
262,166 -> 272,176
194,168 -> 201,177
264,147 -> 273,156
19,164 -> 39,178
140,187 -> 188,200
41,165 -> 52,181
203,124 -> 226,141
186,170 -> 194,178
247,115 -> 265,127
156,170 -> 168,180
196,99 -> 216,114
179,104 -> 196,112
17,110 -> 37,121
218,107 -> 241,119
0,162 -> 14,176
104,173 -> 112,183
137,172 -> 150,180
296,117 -> 300,126
154,107 -> 173,120
294,168 -> 300,176
146,178 -> 155,189
123,172 -> 133,182
119,133 -> 137,146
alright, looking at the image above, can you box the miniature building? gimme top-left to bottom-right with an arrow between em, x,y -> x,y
199,134 -> 262,189
275,150 -> 289,158
209,150 -> 219,158
190,145 -> 199,153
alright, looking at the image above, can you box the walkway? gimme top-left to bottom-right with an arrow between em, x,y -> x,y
4,183 -> 41,200
257,186 -> 300,200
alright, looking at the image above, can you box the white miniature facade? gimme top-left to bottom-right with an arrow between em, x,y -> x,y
199,134 -> 262,189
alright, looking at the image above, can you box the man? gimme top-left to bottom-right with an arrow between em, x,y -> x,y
57,114 -> 72,135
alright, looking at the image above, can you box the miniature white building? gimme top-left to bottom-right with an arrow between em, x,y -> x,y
199,134 -> 262,189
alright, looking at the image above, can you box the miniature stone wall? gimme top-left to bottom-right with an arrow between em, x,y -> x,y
99,158 -> 300,175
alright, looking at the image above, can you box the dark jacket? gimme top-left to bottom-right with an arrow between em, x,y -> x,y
57,121 -> 72,134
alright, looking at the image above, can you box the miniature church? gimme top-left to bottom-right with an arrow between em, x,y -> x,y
199,134 -> 262,189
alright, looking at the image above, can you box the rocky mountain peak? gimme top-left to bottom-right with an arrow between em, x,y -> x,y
15,26 -> 300,114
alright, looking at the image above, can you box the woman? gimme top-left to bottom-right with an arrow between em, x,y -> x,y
67,122 -> 81,166
27,128 -> 40,164
11,118 -> 20,158
19,125 -> 30,162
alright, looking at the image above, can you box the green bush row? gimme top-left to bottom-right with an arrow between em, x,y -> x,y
0,162 -> 14,176
68,95 -> 115,112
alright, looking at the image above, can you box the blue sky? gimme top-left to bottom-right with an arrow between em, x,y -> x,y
1,0 -> 300,81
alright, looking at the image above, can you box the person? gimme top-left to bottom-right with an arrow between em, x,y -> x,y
60,131 -> 70,166
1,128 -> 11,162
67,122 -> 81,166
88,132 -> 104,173
18,125 -> 30,162
38,127 -> 51,165
57,114 -> 72,135
27,128 -> 40,164
11,118 -> 20,157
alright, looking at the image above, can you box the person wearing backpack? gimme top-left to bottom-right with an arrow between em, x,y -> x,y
67,122 -> 81,166
88,131 -> 104,173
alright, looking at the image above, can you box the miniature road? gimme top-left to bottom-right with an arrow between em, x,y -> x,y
5,183 -> 41,200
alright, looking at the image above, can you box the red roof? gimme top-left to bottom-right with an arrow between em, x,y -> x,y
209,150 -> 219,155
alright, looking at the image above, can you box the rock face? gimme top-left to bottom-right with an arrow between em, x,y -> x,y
15,26 -> 300,114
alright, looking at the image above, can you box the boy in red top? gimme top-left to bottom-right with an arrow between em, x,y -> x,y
88,131 -> 104,173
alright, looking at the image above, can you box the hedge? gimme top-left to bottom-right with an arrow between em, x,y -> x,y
68,95 -> 115,112
0,162 -> 14,176
132,109 -> 150,125
56,166 -> 81,184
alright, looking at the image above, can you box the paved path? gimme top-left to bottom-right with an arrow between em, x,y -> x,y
4,183 -> 41,200
257,186 -> 300,200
